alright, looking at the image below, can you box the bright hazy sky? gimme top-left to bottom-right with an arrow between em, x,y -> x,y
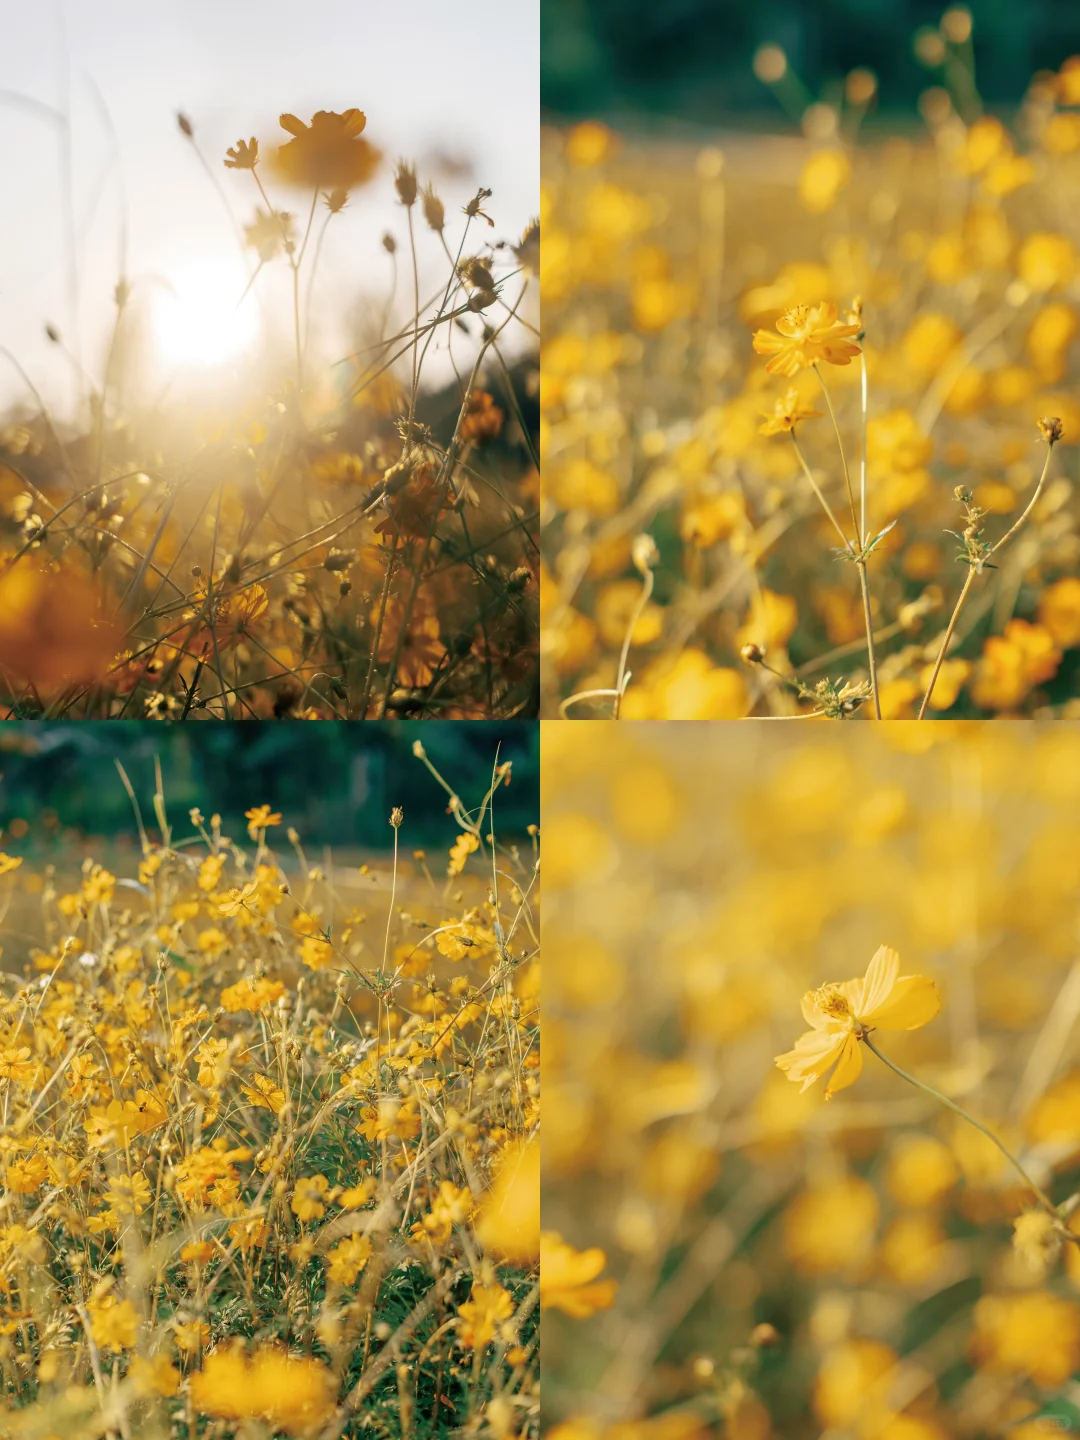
0,0 -> 538,414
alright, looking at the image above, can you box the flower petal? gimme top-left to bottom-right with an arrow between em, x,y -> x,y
824,1033 -> 863,1097
775,1028 -> 848,1092
752,330 -> 784,355
858,946 -> 901,1018
279,113 -> 307,137
865,974 -> 941,1031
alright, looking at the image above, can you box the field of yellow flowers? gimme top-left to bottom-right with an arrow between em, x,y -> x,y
544,721 -> 1080,1439
0,742 -> 538,1438
541,31 -> 1080,720
0,107 -> 538,720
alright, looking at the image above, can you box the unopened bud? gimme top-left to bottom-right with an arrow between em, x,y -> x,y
631,533 -> 659,575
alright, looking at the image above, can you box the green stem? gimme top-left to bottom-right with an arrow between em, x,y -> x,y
862,1032 -> 1057,1216
917,566 -> 975,719
856,560 -> 881,720
814,364 -> 860,542
790,433 -> 852,552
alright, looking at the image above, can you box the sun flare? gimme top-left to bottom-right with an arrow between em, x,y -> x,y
153,256 -> 259,367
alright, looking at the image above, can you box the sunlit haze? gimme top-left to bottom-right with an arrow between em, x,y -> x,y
0,0 -> 539,415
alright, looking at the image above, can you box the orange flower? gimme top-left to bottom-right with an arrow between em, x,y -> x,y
374,464 -> 450,543
275,110 -> 381,189
459,390 -> 504,446
0,563 -> 121,688
185,583 -> 268,655
752,302 -> 862,377
376,598 -> 447,689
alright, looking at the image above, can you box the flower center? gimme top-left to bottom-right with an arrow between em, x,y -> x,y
812,984 -> 854,1022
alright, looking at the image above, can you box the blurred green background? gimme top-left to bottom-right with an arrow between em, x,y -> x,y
542,0 -> 1080,122
0,722 -> 538,851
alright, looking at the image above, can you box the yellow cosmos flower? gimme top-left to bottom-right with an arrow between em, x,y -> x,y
752,301 -> 862,377
774,945 -> 940,1098
758,389 -> 822,436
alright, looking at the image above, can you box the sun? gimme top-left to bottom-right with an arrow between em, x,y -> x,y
153,256 -> 259,367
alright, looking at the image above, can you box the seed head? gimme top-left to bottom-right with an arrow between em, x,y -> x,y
422,184 -> 445,233
1038,415 -> 1063,446
394,161 -> 418,207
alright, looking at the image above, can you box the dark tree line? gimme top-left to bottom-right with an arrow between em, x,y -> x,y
0,722 -> 538,847
542,0 -> 1080,122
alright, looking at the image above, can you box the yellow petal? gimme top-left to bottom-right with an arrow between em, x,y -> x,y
775,1028 -> 848,1092
864,974 -> 941,1031
824,1033 -> 864,1097
857,945 -> 901,1017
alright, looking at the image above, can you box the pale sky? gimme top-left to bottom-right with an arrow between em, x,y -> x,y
0,0 -> 538,415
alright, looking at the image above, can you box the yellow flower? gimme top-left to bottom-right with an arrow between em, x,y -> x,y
221,976 -> 285,1013
6,1153 -> 48,1194
447,831 -> 480,878
83,1092 -> 167,1150
970,620 -> 1061,711
457,1282 -> 515,1348
275,109 -> 381,190
291,1173 -> 331,1222
0,854 -> 22,876
218,881 -> 259,917
326,1233 -> 372,1284
224,137 -> 259,170
191,1344 -> 336,1434
0,1045 -> 36,1083
412,1181 -> 474,1245
476,1139 -> 540,1263
86,1293 -> 139,1352
242,1073 -> 286,1115
539,1233 -> 617,1318
104,1172 -> 151,1217
1017,232 -> 1076,293
81,868 -> 115,906
1038,577 -> 1080,649
130,1353 -> 181,1397
752,302 -> 861,377
774,945 -> 940,1098
798,149 -> 851,213
758,388 -> 822,436
300,934 -> 334,971
244,805 -> 282,838
970,1291 -> 1080,1386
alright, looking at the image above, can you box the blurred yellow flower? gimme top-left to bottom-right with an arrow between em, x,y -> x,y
775,945 -> 940,1098
86,1293 -> 139,1353
539,1233 -> 617,1318
759,388 -> 822,436
1038,577 -> 1080,649
799,149 -> 851,213
476,1139 -> 540,1263
275,109 -> 381,190
457,1281 -> 514,1348
785,1173 -> 878,1275
1017,232 -> 1076,293
326,1233 -> 372,1285
970,1291 -> 1080,1386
